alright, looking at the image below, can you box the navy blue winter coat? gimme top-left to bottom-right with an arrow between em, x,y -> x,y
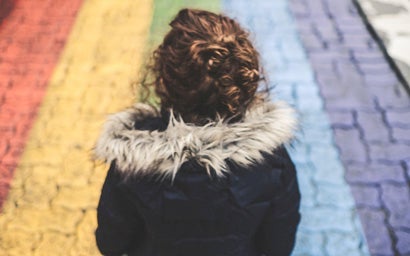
94,101 -> 301,256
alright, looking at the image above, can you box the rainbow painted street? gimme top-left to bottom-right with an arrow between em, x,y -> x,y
0,0 -> 409,255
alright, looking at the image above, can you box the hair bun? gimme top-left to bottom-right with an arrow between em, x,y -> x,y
148,9 -> 261,124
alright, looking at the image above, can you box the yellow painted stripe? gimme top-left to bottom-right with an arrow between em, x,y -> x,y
0,0 -> 153,255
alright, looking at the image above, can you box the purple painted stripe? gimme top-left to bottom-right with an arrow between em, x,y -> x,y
289,0 -> 410,255
223,0 -> 369,255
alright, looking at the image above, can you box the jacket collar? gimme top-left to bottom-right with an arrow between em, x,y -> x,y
94,100 -> 297,179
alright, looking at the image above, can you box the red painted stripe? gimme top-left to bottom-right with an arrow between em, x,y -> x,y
0,0 -> 84,209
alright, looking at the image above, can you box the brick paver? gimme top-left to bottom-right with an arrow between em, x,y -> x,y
289,0 -> 410,254
0,1 -> 153,254
355,0 -> 410,91
1,0 -> 408,254
224,1 -> 369,255
0,0 -> 221,254
0,0 -> 84,210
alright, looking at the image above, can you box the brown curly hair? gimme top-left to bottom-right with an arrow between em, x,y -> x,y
142,8 -> 264,124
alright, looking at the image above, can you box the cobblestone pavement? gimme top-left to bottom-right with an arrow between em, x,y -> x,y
289,0 -> 410,255
0,0 -> 84,208
224,1 -> 370,255
0,1 -> 153,254
356,0 -> 410,90
0,0 -> 409,255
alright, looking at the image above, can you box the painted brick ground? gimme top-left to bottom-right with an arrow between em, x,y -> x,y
0,1 -> 219,254
355,0 -> 410,91
224,1 -> 369,255
0,1 -> 153,254
289,0 -> 410,255
1,0 -> 408,254
0,0 -> 84,210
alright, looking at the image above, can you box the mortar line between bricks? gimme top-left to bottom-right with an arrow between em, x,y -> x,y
353,110 -> 371,164
375,98 -> 396,143
223,1 -> 370,255
290,0 -> 410,254
0,0 -> 226,254
378,185 -> 400,256
400,160 -> 410,202
0,0 -> 85,211
351,0 -> 410,96
0,1 -> 154,255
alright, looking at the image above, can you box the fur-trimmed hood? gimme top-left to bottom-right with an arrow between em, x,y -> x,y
94,100 -> 297,179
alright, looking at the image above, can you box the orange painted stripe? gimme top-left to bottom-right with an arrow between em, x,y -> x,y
0,0 -> 84,210
0,1 -> 153,254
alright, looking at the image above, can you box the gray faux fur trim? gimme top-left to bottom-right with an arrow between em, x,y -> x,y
94,101 -> 297,179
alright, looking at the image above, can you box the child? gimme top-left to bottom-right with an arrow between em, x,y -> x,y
94,8 -> 300,256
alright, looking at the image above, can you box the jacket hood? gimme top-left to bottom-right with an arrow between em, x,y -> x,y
94,100 -> 297,179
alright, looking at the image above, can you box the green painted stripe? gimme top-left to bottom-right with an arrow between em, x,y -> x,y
141,0 -> 220,103
149,0 -> 220,49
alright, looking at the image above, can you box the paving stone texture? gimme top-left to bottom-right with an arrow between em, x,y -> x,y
289,0 -> 410,255
0,1 -> 153,255
224,1 -> 370,255
0,0 -> 84,208
356,0 -> 410,90
0,0 -> 409,255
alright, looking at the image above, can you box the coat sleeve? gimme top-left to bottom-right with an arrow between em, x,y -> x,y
95,163 -> 145,256
254,148 -> 301,256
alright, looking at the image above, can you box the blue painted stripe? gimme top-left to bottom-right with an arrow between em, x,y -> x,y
222,1 -> 370,255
